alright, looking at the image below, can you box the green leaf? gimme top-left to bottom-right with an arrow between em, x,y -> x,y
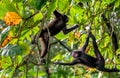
38,71 -> 46,76
4,67 -> 15,78
34,12 -> 43,21
1,44 -> 22,56
115,0 -> 120,8
14,56 -> 22,65
35,0 -> 47,10
19,42 -> 30,55
1,56 -> 12,69
0,27 -> 10,45
46,0 -> 58,19
0,0 -> 18,19
55,32 -> 69,40
81,0 -> 92,3
58,0 -> 69,11
51,54 -> 63,61
1,42 -> 30,56
3,0 -> 18,12
0,2 -> 7,19
12,0 -> 22,3
21,29 -> 32,41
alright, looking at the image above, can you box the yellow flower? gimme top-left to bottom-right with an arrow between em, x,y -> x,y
4,12 -> 21,26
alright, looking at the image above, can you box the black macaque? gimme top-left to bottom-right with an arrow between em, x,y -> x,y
33,10 -> 79,60
54,32 -> 119,72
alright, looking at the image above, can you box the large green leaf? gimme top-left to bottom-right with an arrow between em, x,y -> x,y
46,0 -> 58,19
115,0 -> 120,8
58,0 -> 69,11
3,0 -> 18,12
18,42 -> 30,55
1,43 -> 30,56
0,2 -> 7,19
35,0 -> 47,10
1,44 -> 22,56
55,32 -> 69,40
0,27 -> 10,45
1,56 -> 12,69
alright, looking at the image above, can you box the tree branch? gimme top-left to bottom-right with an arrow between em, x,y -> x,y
52,37 -> 72,52
102,14 -> 118,52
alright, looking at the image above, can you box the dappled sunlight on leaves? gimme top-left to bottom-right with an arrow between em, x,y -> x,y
0,0 -> 120,77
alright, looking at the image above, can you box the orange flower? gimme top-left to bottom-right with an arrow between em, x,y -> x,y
4,12 -> 21,26
0,35 -> 11,48
74,31 -> 81,39
86,67 -> 96,72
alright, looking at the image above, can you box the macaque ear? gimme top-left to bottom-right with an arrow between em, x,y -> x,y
53,10 -> 62,18
63,15 -> 68,22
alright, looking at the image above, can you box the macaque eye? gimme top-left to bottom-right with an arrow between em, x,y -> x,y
74,53 -> 78,57
72,52 -> 79,58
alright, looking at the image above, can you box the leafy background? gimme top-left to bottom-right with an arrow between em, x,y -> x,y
0,0 -> 120,78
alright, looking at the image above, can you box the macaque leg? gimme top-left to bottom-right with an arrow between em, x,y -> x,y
81,33 -> 90,52
91,34 -> 120,72
90,33 -> 103,59
40,35 -> 49,59
54,60 -> 78,65
90,33 -> 105,67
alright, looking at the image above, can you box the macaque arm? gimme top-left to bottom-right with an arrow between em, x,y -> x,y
89,32 -> 103,59
54,60 -> 78,65
97,67 -> 119,72
62,25 -> 79,34
81,34 -> 90,52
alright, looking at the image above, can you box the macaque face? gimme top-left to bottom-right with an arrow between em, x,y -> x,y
72,51 -> 82,58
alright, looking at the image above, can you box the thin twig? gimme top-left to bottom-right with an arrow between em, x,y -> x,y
53,37 -> 72,52
102,14 -> 118,52
25,11 -> 39,21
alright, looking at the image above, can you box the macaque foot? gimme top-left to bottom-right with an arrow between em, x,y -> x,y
40,58 -> 46,63
31,39 -> 36,44
112,68 -> 120,72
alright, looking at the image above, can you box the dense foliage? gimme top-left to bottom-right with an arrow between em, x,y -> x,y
0,0 -> 120,78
